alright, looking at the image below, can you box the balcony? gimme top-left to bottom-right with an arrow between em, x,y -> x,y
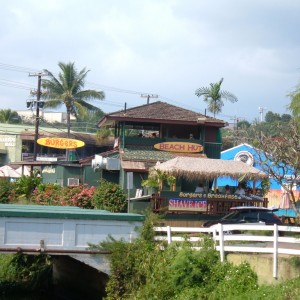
121,137 -> 222,159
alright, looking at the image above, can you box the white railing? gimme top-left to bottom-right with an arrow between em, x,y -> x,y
154,224 -> 300,278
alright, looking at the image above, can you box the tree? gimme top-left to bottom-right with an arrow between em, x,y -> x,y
281,114 -> 292,124
287,82 -> 300,121
237,120 -> 251,129
251,120 -> 300,216
265,111 -> 281,123
41,62 -> 105,137
0,109 -> 21,124
195,78 -> 238,117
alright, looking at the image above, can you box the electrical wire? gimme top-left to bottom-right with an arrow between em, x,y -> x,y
0,63 -> 41,73
0,62 -> 242,122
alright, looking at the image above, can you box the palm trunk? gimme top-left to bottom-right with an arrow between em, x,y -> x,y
66,108 -> 71,160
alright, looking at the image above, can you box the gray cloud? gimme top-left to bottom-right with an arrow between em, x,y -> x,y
0,0 -> 299,123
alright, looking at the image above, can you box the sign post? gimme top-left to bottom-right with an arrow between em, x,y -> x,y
127,172 -> 133,213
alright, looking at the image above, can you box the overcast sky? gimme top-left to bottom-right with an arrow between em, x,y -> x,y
0,0 -> 299,124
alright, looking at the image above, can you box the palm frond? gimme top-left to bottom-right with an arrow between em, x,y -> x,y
43,100 -> 64,109
195,87 -> 211,97
76,90 -> 105,101
220,90 -> 238,102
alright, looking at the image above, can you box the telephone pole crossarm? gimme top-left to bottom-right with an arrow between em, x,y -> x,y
141,94 -> 158,104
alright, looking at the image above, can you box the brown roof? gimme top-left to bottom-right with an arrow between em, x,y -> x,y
98,101 -> 226,127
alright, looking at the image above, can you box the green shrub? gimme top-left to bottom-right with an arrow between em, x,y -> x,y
15,172 -> 42,198
31,183 -> 95,208
30,183 -> 64,205
0,179 -> 13,203
63,184 -> 95,208
0,253 -> 52,292
92,214 -> 260,300
92,179 -> 127,212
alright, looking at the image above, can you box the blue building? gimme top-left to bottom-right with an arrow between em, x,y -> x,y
218,143 -> 299,207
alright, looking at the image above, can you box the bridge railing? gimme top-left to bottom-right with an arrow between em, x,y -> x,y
154,224 -> 300,278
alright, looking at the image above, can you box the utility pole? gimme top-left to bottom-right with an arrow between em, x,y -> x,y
141,94 -> 158,104
29,72 -> 46,161
258,106 -> 267,123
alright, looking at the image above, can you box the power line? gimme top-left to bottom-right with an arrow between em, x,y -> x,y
0,62 -> 244,122
0,62 -> 40,73
0,79 -> 34,90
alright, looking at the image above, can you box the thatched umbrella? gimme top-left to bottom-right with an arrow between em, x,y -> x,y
151,157 -> 267,182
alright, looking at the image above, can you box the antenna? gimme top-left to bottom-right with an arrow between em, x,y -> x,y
258,107 -> 267,122
141,94 -> 158,104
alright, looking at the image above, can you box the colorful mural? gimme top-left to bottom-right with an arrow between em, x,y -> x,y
218,143 -> 300,207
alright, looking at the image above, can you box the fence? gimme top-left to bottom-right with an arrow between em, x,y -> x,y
154,224 -> 300,278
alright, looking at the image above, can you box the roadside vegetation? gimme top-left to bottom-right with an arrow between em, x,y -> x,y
0,177 -> 127,212
88,214 -> 300,300
0,253 -> 52,295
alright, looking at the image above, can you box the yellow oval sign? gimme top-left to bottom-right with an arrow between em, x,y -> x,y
37,137 -> 85,149
154,142 -> 203,153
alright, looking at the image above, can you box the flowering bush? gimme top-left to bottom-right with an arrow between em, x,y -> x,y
92,179 -> 127,212
31,183 -> 64,206
31,183 -> 95,208
64,184 -> 95,209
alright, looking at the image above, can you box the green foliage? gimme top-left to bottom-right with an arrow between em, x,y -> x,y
209,262 -> 258,299
92,179 -> 127,212
64,184 -> 95,208
0,109 -> 21,124
142,169 -> 176,191
93,216 -> 259,300
0,254 -> 16,280
15,172 -> 42,198
259,178 -> 271,196
96,128 -> 112,142
31,183 -> 95,208
5,253 -> 52,291
228,277 -> 300,300
195,78 -> 238,117
31,183 -> 63,205
237,120 -> 251,129
0,179 -> 13,203
42,62 -> 105,123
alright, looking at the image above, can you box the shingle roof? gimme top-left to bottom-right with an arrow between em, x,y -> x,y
120,148 -> 206,171
98,101 -> 225,127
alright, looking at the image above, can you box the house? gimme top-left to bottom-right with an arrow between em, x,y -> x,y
95,101 -> 227,198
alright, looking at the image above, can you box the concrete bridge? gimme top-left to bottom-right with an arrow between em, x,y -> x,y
0,204 -> 144,275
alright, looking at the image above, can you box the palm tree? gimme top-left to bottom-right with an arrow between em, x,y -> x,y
0,109 -> 21,124
42,62 -> 105,137
195,78 -> 238,117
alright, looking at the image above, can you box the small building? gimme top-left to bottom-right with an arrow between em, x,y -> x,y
218,143 -> 300,207
1,123 -> 112,187
95,101 -> 227,200
17,110 -> 76,124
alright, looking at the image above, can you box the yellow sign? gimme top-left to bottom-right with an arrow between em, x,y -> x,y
37,137 -> 85,149
154,142 -> 203,153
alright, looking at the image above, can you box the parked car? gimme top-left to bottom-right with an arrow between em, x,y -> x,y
202,206 -> 283,228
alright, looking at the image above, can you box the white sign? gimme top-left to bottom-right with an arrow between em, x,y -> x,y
42,166 -> 56,174
37,157 -> 58,162
127,172 -> 133,189
0,137 -> 16,147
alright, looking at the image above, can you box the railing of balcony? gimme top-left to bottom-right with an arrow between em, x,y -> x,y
121,136 -> 222,158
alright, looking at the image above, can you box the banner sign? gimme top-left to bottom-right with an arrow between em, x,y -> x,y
168,198 -> 207,211
37,137 -> 85,149
154,142 -> 203,153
